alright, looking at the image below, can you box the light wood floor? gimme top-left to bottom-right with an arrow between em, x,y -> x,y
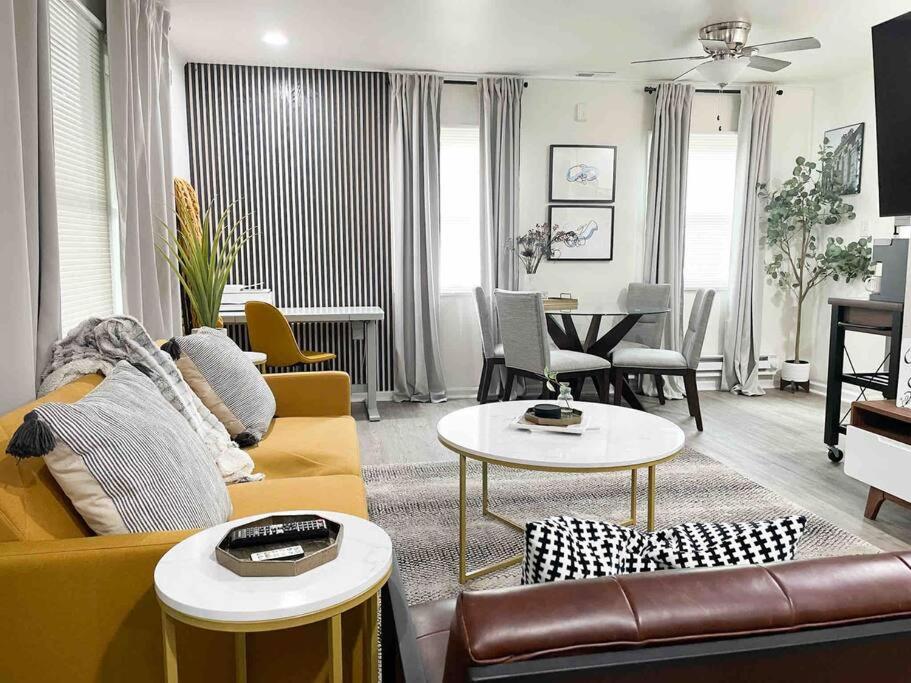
355,389 -> 911,552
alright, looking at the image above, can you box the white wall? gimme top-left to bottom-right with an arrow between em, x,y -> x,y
169,46 -> 190,179
804,70 -> 893,389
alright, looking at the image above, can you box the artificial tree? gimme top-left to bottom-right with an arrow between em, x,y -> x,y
761,142 -> 872,369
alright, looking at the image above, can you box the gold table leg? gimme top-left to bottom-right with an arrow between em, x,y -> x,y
329,614 -> 343,683
365,593 -> 379,683
630,468 -> 638,526
234,632 -> 247,683
647,465 -> 657,531
162,611 -> 178,683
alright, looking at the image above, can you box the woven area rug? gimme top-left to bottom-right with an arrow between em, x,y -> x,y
364,448 -> 878,605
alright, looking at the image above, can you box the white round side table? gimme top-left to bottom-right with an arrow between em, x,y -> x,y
243,351 -> 268,372
154,510 -> 392,683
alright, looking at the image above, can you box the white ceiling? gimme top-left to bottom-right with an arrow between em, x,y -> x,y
169,0 -> 911,84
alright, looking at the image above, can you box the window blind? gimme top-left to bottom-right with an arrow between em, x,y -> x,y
49,0 -> 118,332
439,126 -> 481,291
684,133 -> 738,289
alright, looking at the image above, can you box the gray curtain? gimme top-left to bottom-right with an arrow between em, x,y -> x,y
642,83 -> 694,399
388,73 -> 447,402
0,0 -> 61,413
479,77 -> 523,393
107,0 -> 180,340
722,84 -> 775,396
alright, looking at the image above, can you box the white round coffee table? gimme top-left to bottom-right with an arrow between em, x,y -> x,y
154,510 -> 392,683
437,401 -> 685,582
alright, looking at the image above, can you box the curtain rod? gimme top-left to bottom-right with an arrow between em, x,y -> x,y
444,79 -> 528,88
643,86 -> 783,95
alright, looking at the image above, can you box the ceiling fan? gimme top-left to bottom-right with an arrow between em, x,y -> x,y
631,21 -> 821,88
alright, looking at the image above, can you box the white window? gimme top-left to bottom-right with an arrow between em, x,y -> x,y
49,0 -> 120,333
684,133 -> 738,289
439,126 -> 481,292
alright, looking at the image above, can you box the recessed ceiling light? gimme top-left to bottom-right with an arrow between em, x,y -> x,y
262,31 -> 288,47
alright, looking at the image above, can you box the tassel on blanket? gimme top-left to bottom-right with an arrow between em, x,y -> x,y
6,412 -> 55,458
161,338 -> 181,360
234,432 -> 257,448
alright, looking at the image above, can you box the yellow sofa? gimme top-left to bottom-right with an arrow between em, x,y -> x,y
0,371 -> 372,683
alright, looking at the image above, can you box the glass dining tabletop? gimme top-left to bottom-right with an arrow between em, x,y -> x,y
544,306 -> 670,316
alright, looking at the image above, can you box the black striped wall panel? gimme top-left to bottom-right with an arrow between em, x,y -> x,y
185,63 -> 392,389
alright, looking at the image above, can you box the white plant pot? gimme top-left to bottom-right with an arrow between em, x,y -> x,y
781,360 -> 811,383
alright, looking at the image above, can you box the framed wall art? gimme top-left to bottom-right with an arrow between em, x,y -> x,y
547,204 -> 614,261
549,144 -> 616,203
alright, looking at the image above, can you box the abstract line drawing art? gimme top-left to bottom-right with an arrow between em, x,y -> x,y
566,164 -> 599,184
547,205 -> 614,261
550,145 -> 616,203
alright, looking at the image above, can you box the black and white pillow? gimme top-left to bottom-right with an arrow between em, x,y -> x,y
5,362 -> 232,535
522,514 -> 807,584
165,328 -> 276,444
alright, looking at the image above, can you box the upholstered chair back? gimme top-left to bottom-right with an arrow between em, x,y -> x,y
473,287 -> 496,360
494,290 -> 550,375
681,289 -> 716,369
625,283 -> 671,348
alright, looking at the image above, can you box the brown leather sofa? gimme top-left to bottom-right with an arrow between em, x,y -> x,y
383,551 -> 911,682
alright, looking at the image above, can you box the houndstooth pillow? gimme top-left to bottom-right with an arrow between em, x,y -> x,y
522,514 -> 807,584
165,329 -> 275,444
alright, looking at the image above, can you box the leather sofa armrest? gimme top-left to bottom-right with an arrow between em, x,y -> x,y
0,530 -> 193,681
264,371 -> 351,417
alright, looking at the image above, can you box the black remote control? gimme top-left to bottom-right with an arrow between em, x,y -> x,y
227,519 -> 330,549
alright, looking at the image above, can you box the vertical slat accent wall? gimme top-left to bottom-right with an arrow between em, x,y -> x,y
185,64 -> 392,390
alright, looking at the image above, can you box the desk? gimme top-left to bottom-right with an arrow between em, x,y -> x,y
545,306 -> 670,411
221,306 -> 384,421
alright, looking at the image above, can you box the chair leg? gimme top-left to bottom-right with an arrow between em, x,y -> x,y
682,370 -> 703,431
477,360 -> 494,404
570,379 -> 584,400
596,371 -> 610,403
503,368 -> 516,402
612,369 -> 624,406
476,360 -> 487,403
655,374 -> 666,405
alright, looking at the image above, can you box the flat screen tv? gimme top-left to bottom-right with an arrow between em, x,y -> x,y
873,12 -> 911,217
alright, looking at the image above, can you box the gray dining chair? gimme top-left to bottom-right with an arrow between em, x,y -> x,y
611,289 -> 715,430
473,286 -> 505,403
615,283 -> 672,352
494,289 -> 611,402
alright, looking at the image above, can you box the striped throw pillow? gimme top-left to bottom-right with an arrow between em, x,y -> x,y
5,362 -> 232,535
167,329 -> 276,444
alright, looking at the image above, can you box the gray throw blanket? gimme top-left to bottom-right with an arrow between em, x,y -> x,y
40,316 -> 262,484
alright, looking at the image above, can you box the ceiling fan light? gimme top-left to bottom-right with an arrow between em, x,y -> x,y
695,58 -> 749,88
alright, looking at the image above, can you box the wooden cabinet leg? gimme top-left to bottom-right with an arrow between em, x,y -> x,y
865,487 -> 887,520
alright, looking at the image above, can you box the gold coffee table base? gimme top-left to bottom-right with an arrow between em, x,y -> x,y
456,455 -> 666,584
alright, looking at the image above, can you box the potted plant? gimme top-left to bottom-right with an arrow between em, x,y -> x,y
760,142 -> 873,386
158,199 -> 254,330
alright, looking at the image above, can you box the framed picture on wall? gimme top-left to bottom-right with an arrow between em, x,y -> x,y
549,144 -> 616,203
822,122 -> 864,195
547,205 -> 614,261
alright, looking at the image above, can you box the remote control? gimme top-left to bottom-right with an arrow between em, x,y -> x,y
227,519 -> 330,549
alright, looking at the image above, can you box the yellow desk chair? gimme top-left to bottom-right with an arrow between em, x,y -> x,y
244,301 -> 337,368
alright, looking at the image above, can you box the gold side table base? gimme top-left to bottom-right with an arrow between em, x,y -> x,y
458,456 -> 659,584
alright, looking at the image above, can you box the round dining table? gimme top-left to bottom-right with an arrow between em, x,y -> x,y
544,303 -> 670,410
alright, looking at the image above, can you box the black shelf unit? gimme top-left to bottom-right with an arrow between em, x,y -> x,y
824,298 -> 904,463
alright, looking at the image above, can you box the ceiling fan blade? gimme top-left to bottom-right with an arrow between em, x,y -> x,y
746,37 -> 821,54
748,55 -> 791,72
699,39 -> 729,51
631,55 -> 707,64
673,62 -> 708,81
